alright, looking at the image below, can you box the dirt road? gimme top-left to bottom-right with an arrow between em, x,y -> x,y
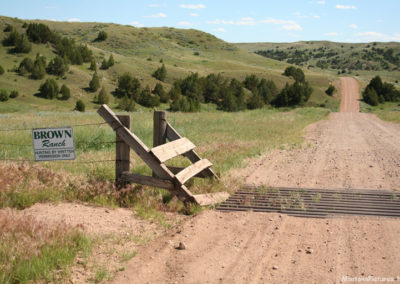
114,77 -> 400,284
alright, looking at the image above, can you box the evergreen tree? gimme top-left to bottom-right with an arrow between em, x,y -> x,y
2,31 -> 19,46
0,90 -> 8,102
75,100 -> 85,112
3,24 -> 14,32
18,57 -> 34,75
115,73 -> 141,100
325,85 -> 336,96
107,54 -> 114,67
168,83 -> 182,101
152,64 -> 167,81
97,87 -> 110,104
247,92 -> 264,109
100,58 -> 108,69
9,90 -> 19,98
60,84 -> 71,100
31,54 -> 46,80
138,86 -> 160,107
243,74 -> 260,92
363,86 -> 379,106
47,56 -> 68,76
89,59 -> 97,71
153,83 -> 168,102
39,78 -> 59,99
26,23 -> 55,44
89,72 -> 100,92
118,95 -> 135,111
0,65 -> 4,75
96,31 -> 108,41
13,34 -> 31,53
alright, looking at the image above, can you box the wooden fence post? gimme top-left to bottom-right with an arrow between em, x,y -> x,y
153,110 -> 167,177
116,115 -> 130,187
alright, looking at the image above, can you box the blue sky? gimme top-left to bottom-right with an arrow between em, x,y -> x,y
0,0 -> 398,43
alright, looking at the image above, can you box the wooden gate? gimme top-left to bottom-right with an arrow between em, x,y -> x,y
98,105 -> 228,206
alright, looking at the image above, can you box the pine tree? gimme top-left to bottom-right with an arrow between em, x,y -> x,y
0,65 -> 4,75
75,100 -> 85,112
39,78 -> 59,99
89,72 -> 100,92
96,31 -> 108,41
152,64 -> 167,81
31,55 -> 46,80
97,87 -> 109,104
47,56 -> 68,76
60,84 -> 71,100
107,54 -> 114,67
89,59 -> 97,71
14,34 -> 32,53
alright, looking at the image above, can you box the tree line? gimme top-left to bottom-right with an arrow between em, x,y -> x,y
363,76 -> 400,106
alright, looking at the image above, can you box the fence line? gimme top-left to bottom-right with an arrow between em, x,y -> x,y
0,158 -> 118,164
0,141 -> 117,147
0,122 -> 108,132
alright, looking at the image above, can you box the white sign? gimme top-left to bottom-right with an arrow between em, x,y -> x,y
32,127 -> 75,161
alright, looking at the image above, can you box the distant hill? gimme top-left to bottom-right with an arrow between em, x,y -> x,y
236,41 -> 400,72
0,16 -> 336,113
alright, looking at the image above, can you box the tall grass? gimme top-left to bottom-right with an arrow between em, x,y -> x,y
0,209 -> 92,283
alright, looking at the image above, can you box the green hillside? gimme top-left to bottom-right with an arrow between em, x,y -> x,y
236,41 -> 400,86
0,16 -> 337,113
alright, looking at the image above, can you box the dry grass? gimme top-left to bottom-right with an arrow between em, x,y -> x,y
0,209 -> 91,283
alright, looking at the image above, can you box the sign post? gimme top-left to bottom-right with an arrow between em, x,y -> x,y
32,127 -> 75,161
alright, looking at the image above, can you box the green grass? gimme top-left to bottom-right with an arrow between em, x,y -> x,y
360,101 -> 400,123
0,210 -> 92,284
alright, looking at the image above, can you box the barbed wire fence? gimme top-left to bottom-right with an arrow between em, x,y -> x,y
0,122 -> 123,165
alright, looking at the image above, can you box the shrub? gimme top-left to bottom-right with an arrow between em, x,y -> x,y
39,78 -> 59,99
100,55 -> 114,70
138,86 -> 160,107
60,84 -> 71,100
3,24 -> 14,32
283,66 -> 305,82
9,90 -> 19,98
47,56 -> 68,76
26,23 -> 55,43
89,72 -> 100,92
153,83 -> 168,102
243,74 -> 259,92
97,87 -> 109,104
13,34 -> 32,53
75,100 -> 85,112
31,54 -> 46,80
247,92 -> 264,109
115,73 -> 141,100
2,31 -> 19,46
96,31 -> 108,41
118,95 -> 135,111
0,90 -> 9,101
0,65 -> 4,75
152,64 -> 167,82
325,85 -> 336,96
18,57 -> 34,75
363,86 -> 379,106
89,59 -> 97,71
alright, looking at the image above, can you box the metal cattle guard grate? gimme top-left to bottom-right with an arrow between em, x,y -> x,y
217,185 -> 400,218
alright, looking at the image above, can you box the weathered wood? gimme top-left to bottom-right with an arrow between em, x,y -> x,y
175,159 -> 212,185
153,111 -> 167,147
151,137 -> 196,163
167,166 -> 208,178
193,192 -> 230,206
116,115 -> 130,186
120,172 -> 175,191
166,123 -> 219,180
98,105 -> 172,180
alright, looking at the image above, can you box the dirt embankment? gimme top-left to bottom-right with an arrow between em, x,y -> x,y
113,77 -> 400,284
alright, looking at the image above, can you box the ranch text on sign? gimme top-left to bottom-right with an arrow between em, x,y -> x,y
32,127 -> 76,161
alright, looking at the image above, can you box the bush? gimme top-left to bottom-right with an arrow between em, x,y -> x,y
96,31 -> 108,41
31,54 -> 46,80
18,57 -> 34,75
2,31 -> 19,46
9,90 -> 19,98
114,73 -> 141,100
138,86 -> 160,107
152,64 -> 167,82
363,86 -> 379,106
325,85 -> 336,96
273,81 -> 313,107
26,23 -> 55,44
100,55 -> 114,70
118,95 -> 135,111
89,72 -> 100,92
89,59 -> 97,71
47,56 -> 68,76
0,65 -> 4,75
247,92 -> 264,109
283,66 -> 305,83
97,87 -> 109,104
3,24 -> 14,32
39,78 -> 59,99
0,90 -> 9,102
153,83 -> 168,102
60,84 -> 71,100
75,100 -> 85,112
13,34 -> 32,53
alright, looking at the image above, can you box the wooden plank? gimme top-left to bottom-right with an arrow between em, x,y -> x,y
120,172 -> 174,191
153,110 -> 167,177
167,166 -> 208,178
151,137 -> 196,163
98,105 -> 171,180
116,115 -> 130,185
166,123 -> 218,180
193,192 -> 230,206
175,159 -> 213,185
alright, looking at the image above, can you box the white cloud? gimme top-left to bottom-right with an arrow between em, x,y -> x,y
325,32 -> 340,36
317,0 -> 326,4
67,18 -> 81,22
355,32 -> 400,41
349,24 -> 358,29
144,13 -> 167,18
376,19 -> 384,23
130,21 -> 144,27
149,3 -> 166,7
313,15 -> 320,19
236,17 -> 257,26
179,4 -> 206,10
178,21 -> 192,26
45,6 -> 57,10
207,19 -> 234,25
336,4 -> 357,9
189,13 -> 199,17
213,28 -> 226,32
260,18 -> 302,31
